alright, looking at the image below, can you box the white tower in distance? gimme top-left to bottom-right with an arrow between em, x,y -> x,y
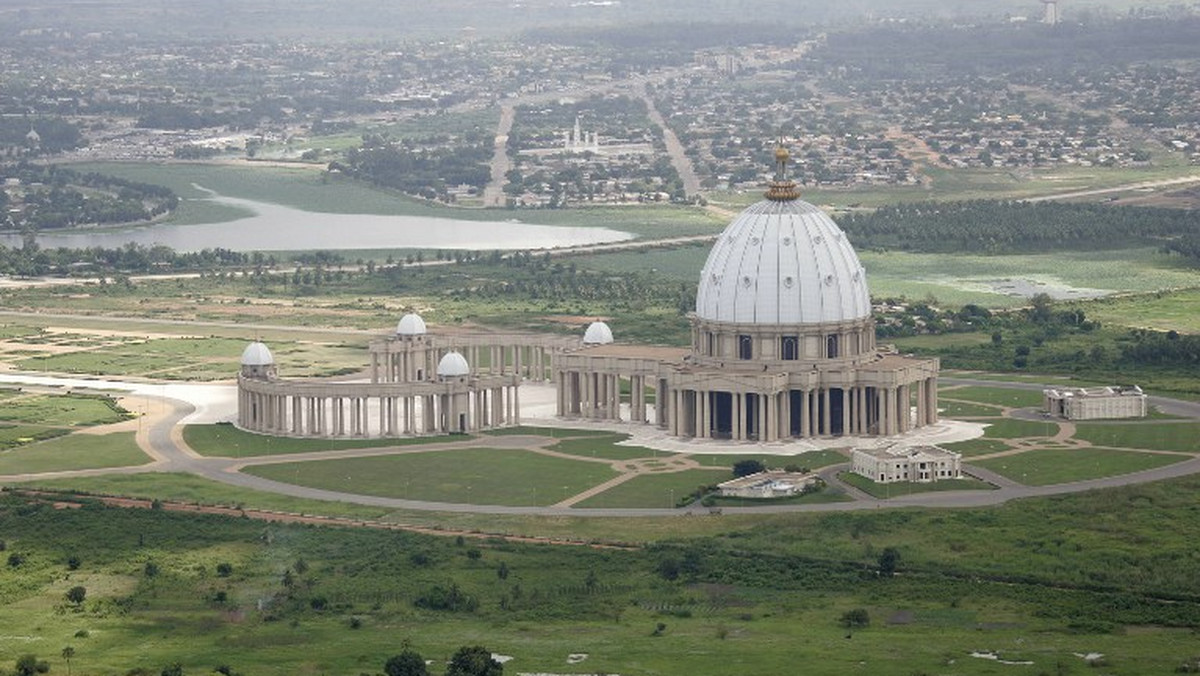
1041,0 -> 1060,25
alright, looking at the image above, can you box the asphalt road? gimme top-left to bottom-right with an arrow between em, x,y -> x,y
113,379 -> 1200,517
9,375 -> 1199,517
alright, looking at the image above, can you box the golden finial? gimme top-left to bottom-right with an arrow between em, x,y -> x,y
765,140 -> 800,201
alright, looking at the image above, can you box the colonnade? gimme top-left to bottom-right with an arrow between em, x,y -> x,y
238,379 -> 519,438
556,370 -> 655,424
371,340 -> 558,384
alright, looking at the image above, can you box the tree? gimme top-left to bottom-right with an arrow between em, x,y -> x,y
13,655 -> 49,676
161,662 -> 183,676
65,585 -> 87,606
839,608 -> 870,629
383,649 -> 429,676
445,646 -> 502,676
215,562 -> 233,577
878,547 -> 900,577
732,459 -> 765,477
61,647 -> 75,676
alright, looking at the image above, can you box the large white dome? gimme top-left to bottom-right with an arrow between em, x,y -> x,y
396,312 -> 427,336
436,351 -> 471,378
695,199 -> 870,325
583,320 -> 614,345
240,341 -> 274,366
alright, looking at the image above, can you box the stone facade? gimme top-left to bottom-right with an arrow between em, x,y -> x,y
1043,385 -> 1147,420
851,445 -> 962,484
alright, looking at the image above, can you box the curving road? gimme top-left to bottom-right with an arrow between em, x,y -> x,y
8,376 -> 1197,518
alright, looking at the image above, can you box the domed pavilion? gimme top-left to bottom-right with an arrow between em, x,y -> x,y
554,148 -> 939,440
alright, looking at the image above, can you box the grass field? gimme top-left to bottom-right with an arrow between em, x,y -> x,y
683,449 -> 848,471
838,472 -> 995,498
0,424 -> 69,450
1081,288 -> 1200,334
939,438 -> 1013,457
981,418 -> 1061,439
182,423 -> 461,458
548,433 -> 664,461
0,432 -> 148,474
938,386 -> 1046,408
937,399 -> 1006,417
0,394 -> 129,427
243,448 -> 618,506
974,447 -> 1189,486
574,469 -> 726,509
1073,422 -> 1200,453
12,336 -> 368,381
572,244 -> 1200,310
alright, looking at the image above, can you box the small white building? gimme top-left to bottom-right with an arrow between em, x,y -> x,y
717,470 -> 818,498
1043,385 -> 1147,420
851,445 -> 962,484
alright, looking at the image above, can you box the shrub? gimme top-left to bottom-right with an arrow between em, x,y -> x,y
840,608 -> 870,629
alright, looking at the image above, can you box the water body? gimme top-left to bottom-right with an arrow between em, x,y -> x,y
4,189 -> 633,253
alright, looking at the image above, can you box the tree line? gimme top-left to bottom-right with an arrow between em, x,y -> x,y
838,200 -> 1200,256
1,163 -> 178,231
331,132 -> 491,202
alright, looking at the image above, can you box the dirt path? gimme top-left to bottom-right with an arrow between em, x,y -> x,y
640,84 -> 701,198
482,105 -> 516,208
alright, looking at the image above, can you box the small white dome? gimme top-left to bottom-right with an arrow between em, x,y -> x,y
241,341 -> 274,366
396,312 -> 428,336
583,321 -> 614,345
695,199 -> 871,325
436,351 -> 470,378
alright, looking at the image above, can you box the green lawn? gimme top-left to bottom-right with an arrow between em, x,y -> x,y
982,418 -> 1061,439
182,423 -> 462,457
974,448 -> 1189,486
684,449 -> 848,471
243,448 -> 618,506
937,386 -> 1045,408
574,469 -> 726,509
1081,287 -> 1200,334
937,399 -> 1006,417
0,432 -> 149,474
0,424 -> 70,450
939,438 -> 1013,457
548,433 -> 662,461
838,472 -> 995,498
0,394 -> 130,426
1073,422 -> 1200,453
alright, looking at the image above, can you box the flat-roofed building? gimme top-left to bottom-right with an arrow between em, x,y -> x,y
851,444 -> 962,484
1043,385 -> 1147,420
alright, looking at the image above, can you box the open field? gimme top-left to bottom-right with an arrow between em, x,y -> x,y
1073,422 -> 1200,453
243,448 -> 619,506
939,386 -> 1046,408
936,399 -> 1005,417
548,433 -> 666,461
1081,288 -> 1200,334
974,448 -> 1190,486
939,438 -> 1013,457
6,491 -> 1200,675
573,245 -> 1200,310
573,469 -> 725,509
0,393 -> 129,427
0,432 -> 148,474
982,418 -> 1061,439
182,424 -> 462,458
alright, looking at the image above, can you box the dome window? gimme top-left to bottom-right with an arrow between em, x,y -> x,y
782,236 -> 792,246
824,274 -> 835,286
813,235 -> 823,245
783,276 -> 795,288
742,276 -> 753,288
750,237 -> 761,246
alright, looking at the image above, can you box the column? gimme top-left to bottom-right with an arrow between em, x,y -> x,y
799,390 -> 810,438
822,389 -> 832,437
841,388 -> 851,437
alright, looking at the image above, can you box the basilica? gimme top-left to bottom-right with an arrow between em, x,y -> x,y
239,148 -> 939,442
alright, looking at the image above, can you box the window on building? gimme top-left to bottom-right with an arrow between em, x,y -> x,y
826,335 -> 840,358
781,335 -> 799,360
738,334 -> 753,360
707,332 -> 715,356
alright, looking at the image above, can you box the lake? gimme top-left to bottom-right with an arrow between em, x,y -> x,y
5,189 -> 633,253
